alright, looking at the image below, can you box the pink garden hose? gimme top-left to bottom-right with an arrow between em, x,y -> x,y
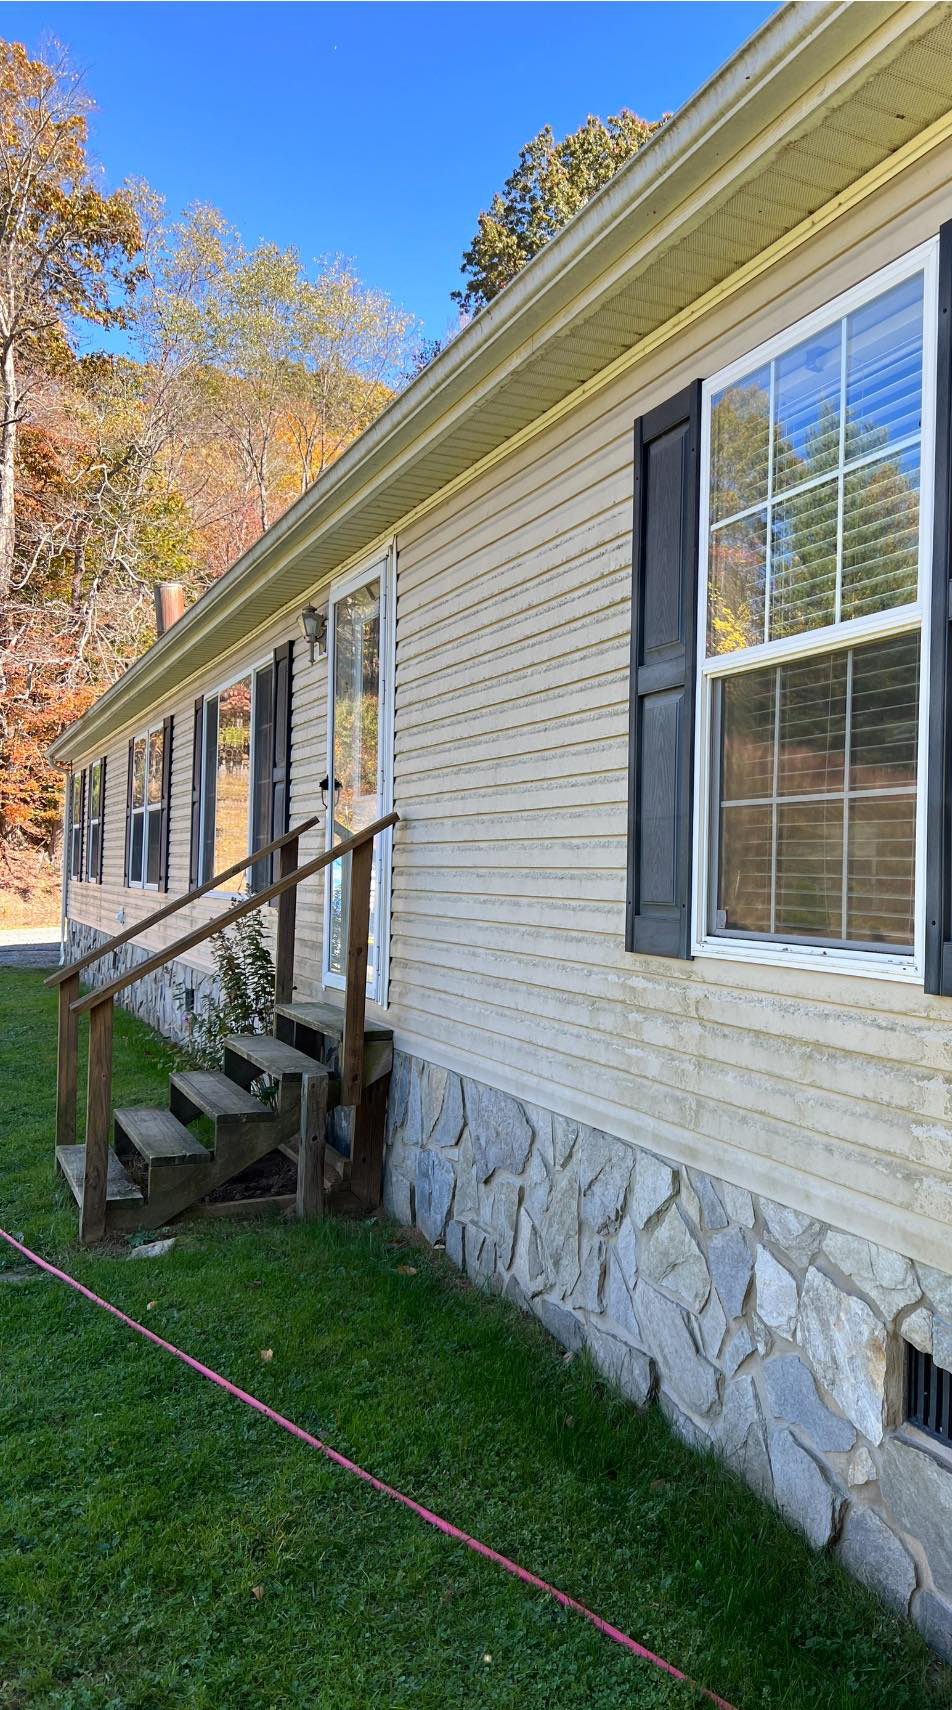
0,1226 -> 738,1709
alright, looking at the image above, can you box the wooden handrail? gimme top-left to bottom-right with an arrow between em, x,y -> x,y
46,814 -> 322,989
71,811 -> 399,1017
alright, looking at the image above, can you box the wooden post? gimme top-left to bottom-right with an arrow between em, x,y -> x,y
56,970 -> 80,1151
297,1069 -> 327,1220
340,840 -> 373,1107
80,997 -> 113,1244
349,1074 -> 390,1210
274,834 -> 299,1008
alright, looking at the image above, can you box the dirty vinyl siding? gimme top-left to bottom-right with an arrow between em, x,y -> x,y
388,158 -> 952,1276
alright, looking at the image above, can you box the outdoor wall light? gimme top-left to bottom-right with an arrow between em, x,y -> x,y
298,604 -> 327,664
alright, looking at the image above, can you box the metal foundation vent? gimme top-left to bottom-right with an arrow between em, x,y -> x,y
905,1343 -> 952,1446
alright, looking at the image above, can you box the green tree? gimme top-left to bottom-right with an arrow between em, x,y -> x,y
453,110 -> 664,316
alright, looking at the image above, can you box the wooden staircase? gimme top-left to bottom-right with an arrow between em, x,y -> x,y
48,812 -> 399,1241
55,1004 -> 392,1232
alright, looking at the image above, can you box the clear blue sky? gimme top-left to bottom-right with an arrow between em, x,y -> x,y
0,2 -> 777,343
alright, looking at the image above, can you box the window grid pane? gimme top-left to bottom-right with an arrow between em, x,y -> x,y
707,273 -> 924,657
713,633 -> 919,952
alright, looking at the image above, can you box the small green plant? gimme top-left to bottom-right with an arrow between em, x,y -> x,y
178,909 -> 275,1070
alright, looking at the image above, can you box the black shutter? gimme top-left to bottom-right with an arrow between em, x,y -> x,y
158,715 -> 173,893
626,380 -> 702,959
189,697 -> 204,886
123,740 -> 133,883
926,219 -> 952,993
97,757 -> 106,884
271,638 -> 293,846
78,768 -> 86,881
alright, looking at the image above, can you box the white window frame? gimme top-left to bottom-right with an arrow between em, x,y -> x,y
69,769 -> 84,881
322,544 -> 396,1008
692,239 -> 939,984
198,654 -> 274,894
86,757 -> 104,883
127,721 -> 165,892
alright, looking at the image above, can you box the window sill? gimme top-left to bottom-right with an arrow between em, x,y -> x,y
692,935 -> 922,985
893,1424 -> 952,1477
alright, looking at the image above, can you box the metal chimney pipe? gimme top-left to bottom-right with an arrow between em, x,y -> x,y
154,582 -> 186,636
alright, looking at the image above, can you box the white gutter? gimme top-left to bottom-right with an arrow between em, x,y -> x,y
49,0 -> 927,765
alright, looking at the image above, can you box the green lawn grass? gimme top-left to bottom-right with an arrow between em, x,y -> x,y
1,967 -> 950,1710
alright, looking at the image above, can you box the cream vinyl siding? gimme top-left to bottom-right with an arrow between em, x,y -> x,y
387,149 -> 952,1276
66,141 -> 952,1271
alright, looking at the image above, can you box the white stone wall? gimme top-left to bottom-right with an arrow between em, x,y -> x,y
385,1049 -> 952,1661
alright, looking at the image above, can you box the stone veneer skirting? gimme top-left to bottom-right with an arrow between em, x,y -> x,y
384,1049 -> 952,1661
66,921 -> 217,1044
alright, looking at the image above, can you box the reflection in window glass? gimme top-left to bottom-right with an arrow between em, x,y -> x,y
86,758 -> 103,880
70,772 -> 84,879
841,447 -> 920,621
128,726 -> 165,887
132,737 -> 146,808
148,727 -> 165,804
770,478 -> 838,640
709,368 -> 770,522
714,632 -> 919,950
706,271 -> 925,660
773,321 -> 841,491
707,512 -> 767,655
845,274 -> 923,463
214,678 -> 252,892
329,578 -> 382,983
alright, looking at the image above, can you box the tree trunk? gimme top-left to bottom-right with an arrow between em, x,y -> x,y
0,343 -> 17,607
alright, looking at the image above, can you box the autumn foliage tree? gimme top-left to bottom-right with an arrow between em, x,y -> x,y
0,41 -> 142,605
0,38 -> 416,902
453,110 -> 665,316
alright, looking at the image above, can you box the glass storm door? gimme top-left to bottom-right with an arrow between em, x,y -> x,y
324,563 -> 391,999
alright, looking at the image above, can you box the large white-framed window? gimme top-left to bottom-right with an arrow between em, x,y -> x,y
692,241 -> 938,982
322,547 -> 396,1006
128,724 -> 166,890
199,658 -> 274,894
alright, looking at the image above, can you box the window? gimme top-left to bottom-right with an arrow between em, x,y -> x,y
694,244 -> 937,979
323,554 -> 395,1004
128,724 -> 166,888
199,662 -> 274,892
905,1343 -> 952,1448
69,771 -> 84,880
86,758 -> 104,882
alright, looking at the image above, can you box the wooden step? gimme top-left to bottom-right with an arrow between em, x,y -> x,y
273,1005 -> 393,1088
169,1070 -> 274,1126
274,1000 -> 392,1043
56,1144 -> 143,1209
224,1034 -> 326,1080
114,1108 -> 210,1167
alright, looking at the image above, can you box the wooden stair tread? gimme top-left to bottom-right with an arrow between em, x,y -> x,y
274,1000 -> 392,1042
170,1069 -> 274,1122
225,1034 -> 328,1078
114,1107 -> 210,1165
56,1145 -> 143,1206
